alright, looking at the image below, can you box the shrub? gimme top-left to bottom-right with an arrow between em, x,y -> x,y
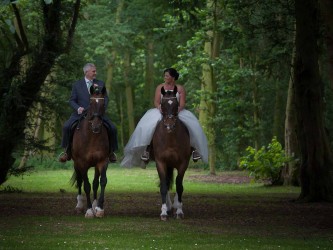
240,137 -> 292,185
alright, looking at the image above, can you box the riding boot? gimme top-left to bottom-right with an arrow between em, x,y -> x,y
192,149 -> 201,162
59,152 -> 68,163
141,145 -> 150,162
58,147 -> 72,163
109,151 -> 117,163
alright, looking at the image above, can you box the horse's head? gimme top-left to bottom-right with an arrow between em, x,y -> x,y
88,85 -> 106,133
161,86 -> 179,133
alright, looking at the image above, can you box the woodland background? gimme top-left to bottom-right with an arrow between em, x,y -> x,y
1,0 -> 333,201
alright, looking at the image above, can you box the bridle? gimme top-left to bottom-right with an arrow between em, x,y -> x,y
161,96 -> 178,133
88,97 -> 105,134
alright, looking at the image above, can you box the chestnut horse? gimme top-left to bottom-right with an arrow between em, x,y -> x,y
70,86 -> 110,218
151,86 -> 191,221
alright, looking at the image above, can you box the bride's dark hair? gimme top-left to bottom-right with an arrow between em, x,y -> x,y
164,68 -> 179,80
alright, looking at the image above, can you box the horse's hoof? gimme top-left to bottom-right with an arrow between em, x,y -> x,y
75,207 -> 84,214
175,213 -> 184,219
85,208 -> 95,218
160,215 -> 168,221
95,207 -> 104,218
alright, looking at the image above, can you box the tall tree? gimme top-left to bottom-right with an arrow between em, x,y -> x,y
294,0 -> 333,201
284,42 -> 300,186
0,0 -> 81,184
199,0 -> 221,175
319,0 -> 333,87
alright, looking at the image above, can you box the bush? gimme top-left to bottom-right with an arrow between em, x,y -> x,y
240,137 -> 292,185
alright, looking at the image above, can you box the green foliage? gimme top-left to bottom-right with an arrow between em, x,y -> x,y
3,0 -> 331,182
240,137 -> 291,185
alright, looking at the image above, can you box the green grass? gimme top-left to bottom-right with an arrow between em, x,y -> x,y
2,164 -> 299,194
1,165 -> 332,250
1,216 -> 331,250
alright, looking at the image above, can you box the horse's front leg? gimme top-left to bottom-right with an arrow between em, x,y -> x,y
174,171 -> 185,219
95,162 -> 108,218
157,163 -> 169,221
82,173 -> 94,218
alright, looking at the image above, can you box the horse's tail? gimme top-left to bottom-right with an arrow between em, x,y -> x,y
158,167 -> 174,190
70,170 -> 78,187
167,167 -> 174,191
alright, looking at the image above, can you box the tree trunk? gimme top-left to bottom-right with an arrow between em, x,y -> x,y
124,51 -> 135,134
294,0 -> 333,201
272,80 -> 284,143
318,0 -> 333,87
105,0 -> 123,94
283,37 -> 301,186
145,40 -> 155,107
0,1 -> 81,185
251,69 -> 259,151
199,0 -> 221,175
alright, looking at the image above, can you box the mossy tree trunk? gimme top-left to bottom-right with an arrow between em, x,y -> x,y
199,0 -> 221,175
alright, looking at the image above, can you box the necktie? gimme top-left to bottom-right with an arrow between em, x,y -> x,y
87,80 -> 92,91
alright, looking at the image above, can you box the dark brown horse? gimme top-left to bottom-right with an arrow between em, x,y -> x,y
71,86 -> 110,218
152,86 -> 191,221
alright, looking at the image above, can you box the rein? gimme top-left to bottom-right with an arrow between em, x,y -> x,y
89,97 -> 105,134
76,97 -> 105,134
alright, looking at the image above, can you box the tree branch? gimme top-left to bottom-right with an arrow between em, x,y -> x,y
11,2 -> 29,51
65,0 -> 81,52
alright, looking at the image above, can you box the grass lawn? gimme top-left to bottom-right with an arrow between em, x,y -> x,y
1,164 -> 332,250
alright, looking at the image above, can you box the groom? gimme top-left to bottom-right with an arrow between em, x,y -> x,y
59,63 -> 118,163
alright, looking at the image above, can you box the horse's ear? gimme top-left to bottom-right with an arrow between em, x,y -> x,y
161,86 -> 166,95
90,85 -> 94,94
101,86 -> 106,95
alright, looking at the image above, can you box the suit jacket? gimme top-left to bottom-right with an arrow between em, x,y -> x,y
69,78 -> 109,120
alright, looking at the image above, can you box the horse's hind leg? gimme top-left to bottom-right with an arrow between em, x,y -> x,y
75,171 -> 85,213
94,162 -> 108,218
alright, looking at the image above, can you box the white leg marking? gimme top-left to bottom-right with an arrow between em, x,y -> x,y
160,203 -> 168,216
173,193 -> 180,209
75,194 -> 84,212
160,203 -> 168,221
85,208 -> 95,218
173,193 -> 184,219
95,206 -> 104,218
92,199 -> 97,213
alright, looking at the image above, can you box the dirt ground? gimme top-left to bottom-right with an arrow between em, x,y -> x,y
187,172 -> 252,184
1,173 -> 333,239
